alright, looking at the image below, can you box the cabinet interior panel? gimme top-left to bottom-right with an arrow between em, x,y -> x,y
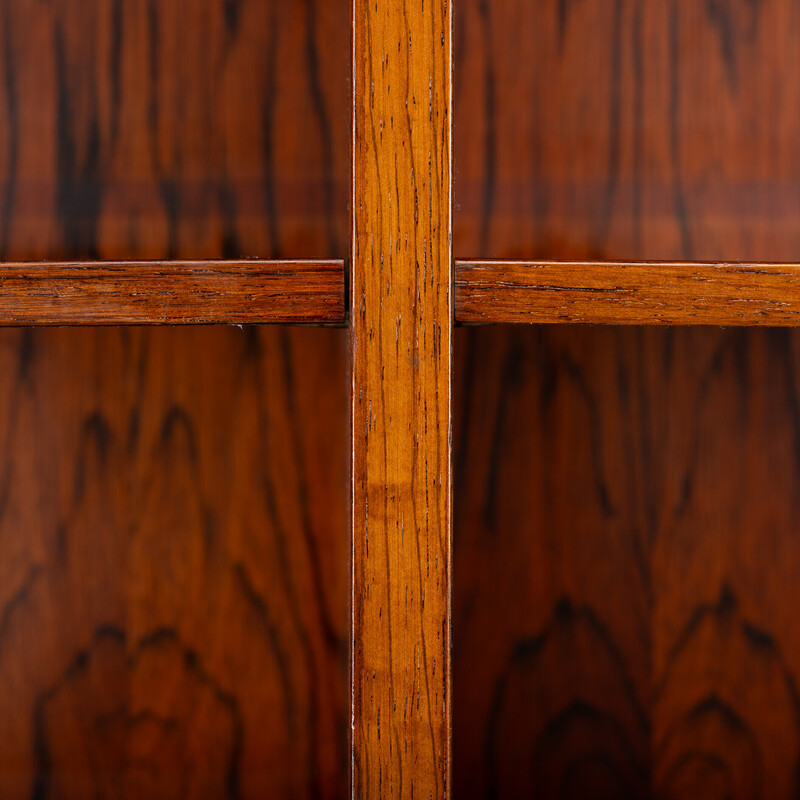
454,0 -> 800,262
454,2 -> 800,797
0,325 -> 349,799
0,0 -> 350,262
454,324 -> 800,800
0,1 -> 351,797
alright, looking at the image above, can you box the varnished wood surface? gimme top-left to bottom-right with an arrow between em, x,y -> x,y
0,260 -> 345,325
0,0 -> 351,796
454,325 -> 800,799
453,0 -> 800,798
0,326 -> 349,799
351,0 -> 452,797
455,260 -> 800,326
454,0 -> 800,263
0,0 -> 349,261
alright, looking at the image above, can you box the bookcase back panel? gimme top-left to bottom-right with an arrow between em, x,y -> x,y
0,1 -> 351,797
0,0 -> 350,262
454,0 -> 800,262
0,325 -> 350,800
454,324 -> 800,800
454,1 -> 800,797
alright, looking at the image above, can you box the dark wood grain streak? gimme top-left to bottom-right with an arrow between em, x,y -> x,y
454,0 -> 800,263
0,0 -> 349,261
453,1 -> 800,798
455,261 -> 800,326
0,326 -> 350,799
0,0 -> 351,796
351,0 -> 453,797
0,260 -> 345,325
454,325 -> 800,800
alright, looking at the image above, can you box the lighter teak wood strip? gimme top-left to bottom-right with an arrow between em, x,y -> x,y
351,0 -> 452,798
456,261 -> 800,325
0,260 -> 345,324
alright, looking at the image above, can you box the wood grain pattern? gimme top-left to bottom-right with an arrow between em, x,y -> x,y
454,0 -> 800,263
0,325 -> 350,799
351,0 -> 452,797
453,1 -> 800,798
0,0 -> 349,261
454,325 -> 800,799
0,0 -> 351,796
455,260 -> 800,326
0,260 -> 345,325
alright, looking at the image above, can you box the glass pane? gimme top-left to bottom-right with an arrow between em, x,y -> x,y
455,324 -> 800,799
455,0 -> 800,261
0,325 -> 349,798
0,1 -> 350,796
0,0 -> 349,261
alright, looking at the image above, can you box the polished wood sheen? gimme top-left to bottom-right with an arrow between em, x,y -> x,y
453,1 -> 800,798
455,261 -> 800,326
6,0 -> 800,797
453,0 -> 800,263
0,0 -> 349,261
0,326 -> 349,799
351,0 -> 452,797
0,0 -> 351,796
0,260 -> 345,325
455,325 -> 800,799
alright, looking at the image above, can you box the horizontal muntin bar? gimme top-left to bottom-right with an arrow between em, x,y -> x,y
0,260 -> 345,325
455,260 -> 800,326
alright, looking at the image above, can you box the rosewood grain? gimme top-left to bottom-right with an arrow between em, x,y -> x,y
0,326 -> 350,800
351,0 -> 453,797
0,0 -> 351,796
453,1 -> 800,798
454,0 -> 800,263
0,260 -> 345,325
0,0 -> 349,261
454,325 -> 800,800
455,261 -> 800,326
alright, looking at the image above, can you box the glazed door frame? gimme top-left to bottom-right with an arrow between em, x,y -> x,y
350,1 -> 453,797
5,1 -> 800,797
